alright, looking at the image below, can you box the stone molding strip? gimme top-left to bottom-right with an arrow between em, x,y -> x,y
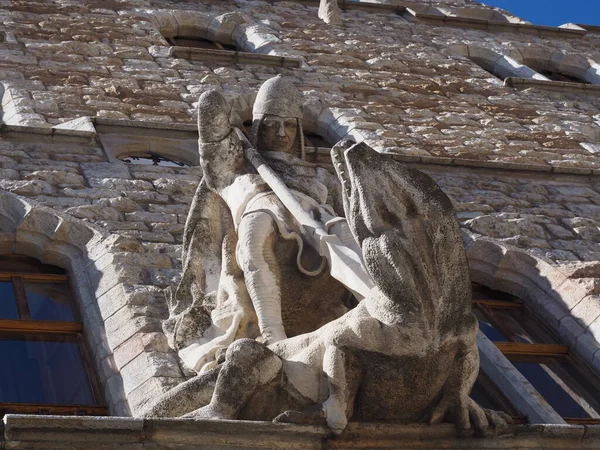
2,117 -> 599,178
409,12 -> 587,37
505,76 -> 600,95
2,415 -> 599,449
576,23 -> 600,33
390,153 -> 600,177
269,0 -> 587,37
168,46 -> 302,68
93,119 -> 600,177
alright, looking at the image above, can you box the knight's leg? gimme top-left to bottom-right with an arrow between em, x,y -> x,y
187,338 -> 283,420
237,212 -> 286,344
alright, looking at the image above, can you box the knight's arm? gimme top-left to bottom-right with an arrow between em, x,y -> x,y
197,90 -> 245,192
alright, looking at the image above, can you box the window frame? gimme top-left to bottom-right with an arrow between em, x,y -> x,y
473,283 -> 600,425
0,256 -> 107,417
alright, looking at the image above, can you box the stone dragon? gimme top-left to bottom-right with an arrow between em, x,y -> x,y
144,138 -> 509,437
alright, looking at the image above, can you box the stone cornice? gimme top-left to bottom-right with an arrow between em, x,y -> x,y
168,47 -> 302,68
411,12 -> 586,37
269,0 -> 590,38
504,76 -> 600,95
3,119 -> 598,178
576,23 -> 600,34
2,415 -> 598,449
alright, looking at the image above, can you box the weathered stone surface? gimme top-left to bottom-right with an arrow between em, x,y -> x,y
1,415 -> 596,450
1,0 -> 600,432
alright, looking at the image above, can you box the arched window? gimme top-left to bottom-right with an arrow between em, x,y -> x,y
0,256 -> 105,416
145,10 -> 300,68
510,48 -> 600,85
451,45 -> 549,82
473,283 -> 600,424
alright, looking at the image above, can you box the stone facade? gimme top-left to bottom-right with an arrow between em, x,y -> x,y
0,0 -> 600,447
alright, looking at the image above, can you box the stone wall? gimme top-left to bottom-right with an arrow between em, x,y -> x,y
0,0 -> 600,415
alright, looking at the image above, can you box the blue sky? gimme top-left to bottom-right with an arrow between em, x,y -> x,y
480,0 -> 600,27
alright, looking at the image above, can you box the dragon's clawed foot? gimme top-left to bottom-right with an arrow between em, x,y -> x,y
429,395 -> 512,437
274,399 -> 348,435
182,404 -> 230,421
273,407 -> 327,426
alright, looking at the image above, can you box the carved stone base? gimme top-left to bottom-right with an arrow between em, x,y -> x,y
2,415 -> 597,449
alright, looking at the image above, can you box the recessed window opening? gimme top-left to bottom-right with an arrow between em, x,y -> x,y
120,153 -> 189,168
165,36 -> 237,52
471,60 -> 502,79
473,283 -> 600,423
536,69 -> 590,84
242,119 -> 253,137
304,131 -> 331,149
0,255 -> 106,417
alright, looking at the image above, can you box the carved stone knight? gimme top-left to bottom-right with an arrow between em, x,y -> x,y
164,76 -> 356,374
147,76 -> 510,437
147,136 -> 510,437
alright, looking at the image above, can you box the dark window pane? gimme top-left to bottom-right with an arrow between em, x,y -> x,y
0,335 -> 95,405
470,373 -> 518,416
0,257 -> 65,274
120,154 -> 188,168
487,308 -> 560,344
25,283 -> 75,322
470,379 -> 501,410
172,37 -> 220,49
512,361 -> 600,419
303,132 -> 331,148
473,308 -> 509,342
0,282 -> 18,320
472,283 -> 519,302
537,70 -> 590,84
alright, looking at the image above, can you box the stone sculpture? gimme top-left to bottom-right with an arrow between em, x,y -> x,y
163,76 -> 359,375
148,76 -> 509,436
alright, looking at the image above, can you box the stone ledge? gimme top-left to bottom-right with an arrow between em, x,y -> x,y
3,118 -> 598,178
504,77 -> 600,95
390,153 -> 600,177
2,415 -> 599,449
270,0 -> 406,14
412,12 -> 587,37
576,23 -> 600,33
168,46 -> 302,68
276,0 -> 587,38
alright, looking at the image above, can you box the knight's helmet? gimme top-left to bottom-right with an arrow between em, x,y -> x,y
251,75 -> 305,159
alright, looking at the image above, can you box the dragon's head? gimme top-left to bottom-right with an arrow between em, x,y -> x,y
331,140 -> 470,314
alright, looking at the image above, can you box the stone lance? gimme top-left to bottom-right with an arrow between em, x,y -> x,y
235,128 -> 375,299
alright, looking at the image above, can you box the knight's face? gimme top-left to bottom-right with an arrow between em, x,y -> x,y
257,115 -> 298,154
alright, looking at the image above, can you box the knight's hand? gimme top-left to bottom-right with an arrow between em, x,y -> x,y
197,90 -> 233,144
